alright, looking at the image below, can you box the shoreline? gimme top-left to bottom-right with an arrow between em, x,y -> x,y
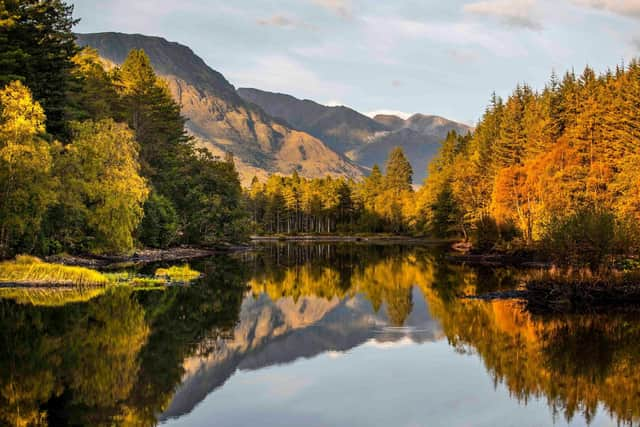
249,235 -> 450,244
43,246 -> 233,269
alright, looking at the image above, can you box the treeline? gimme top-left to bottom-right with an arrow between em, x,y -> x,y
0,1 -> 247,258
246,147 -> 417,234
418,65 -> 640,265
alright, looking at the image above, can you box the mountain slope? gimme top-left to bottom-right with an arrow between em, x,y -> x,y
76,32 -> 363,185
238,88 -> 472,183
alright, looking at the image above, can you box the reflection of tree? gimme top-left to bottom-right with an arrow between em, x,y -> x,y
247,244 -> 480,327
384,287 -> 413,326
0,255 -> 247,427
0,287 -> 149,427
424,291 -> 640,425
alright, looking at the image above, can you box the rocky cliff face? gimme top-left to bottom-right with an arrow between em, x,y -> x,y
76,33 -> 364,185
238,88 -> 472,183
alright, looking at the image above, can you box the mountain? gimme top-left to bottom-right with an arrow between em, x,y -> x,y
237,88 -> 388,154
373,114 -> 406,131
75,33 -> 364,185
238,88 -> 472,183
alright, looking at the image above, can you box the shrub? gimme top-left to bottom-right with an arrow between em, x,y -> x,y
543,208 -> 616,270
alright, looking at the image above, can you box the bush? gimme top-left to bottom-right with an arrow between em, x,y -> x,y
543,208 -> 616,270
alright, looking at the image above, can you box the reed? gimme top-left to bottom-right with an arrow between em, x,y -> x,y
525,267 -> 640,312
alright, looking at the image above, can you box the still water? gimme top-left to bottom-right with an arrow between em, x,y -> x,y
1,243 -> 638,426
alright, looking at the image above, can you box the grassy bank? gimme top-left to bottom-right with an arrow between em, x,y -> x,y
0,255 -> 110,286
0,255 -> 202,290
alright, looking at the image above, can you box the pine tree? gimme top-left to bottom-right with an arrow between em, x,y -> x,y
384,147 -> 413,193
0,0 -> 79,138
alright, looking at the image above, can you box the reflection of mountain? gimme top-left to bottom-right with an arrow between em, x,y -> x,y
160,286 -> 442,420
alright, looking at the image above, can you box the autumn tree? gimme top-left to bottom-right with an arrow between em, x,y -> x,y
0,81 -> 55,257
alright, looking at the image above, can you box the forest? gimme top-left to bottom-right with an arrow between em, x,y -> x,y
418,66 -> 640,267
2,0 -> 640,268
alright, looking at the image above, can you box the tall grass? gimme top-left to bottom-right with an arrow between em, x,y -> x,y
154,264 -> 202,283
0,255 -> 109,286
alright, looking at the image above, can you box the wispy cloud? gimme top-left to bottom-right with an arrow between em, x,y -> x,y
464,0 -> 542,30
571,0 -> 640,19
229,55 -> 349,101
312,0 -> 352,18
361,16 -> 528,58
257,14 -> 317,30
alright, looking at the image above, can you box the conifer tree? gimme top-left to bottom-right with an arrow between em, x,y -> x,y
0,0 -> 79,138
384,147 -> 413,193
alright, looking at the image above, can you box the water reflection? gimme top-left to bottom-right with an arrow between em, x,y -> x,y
1,243 -> 640,426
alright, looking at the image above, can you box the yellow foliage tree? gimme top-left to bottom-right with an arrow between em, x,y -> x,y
0,81 -> 56,257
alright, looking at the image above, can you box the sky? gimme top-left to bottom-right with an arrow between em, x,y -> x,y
72,0 -> 640,125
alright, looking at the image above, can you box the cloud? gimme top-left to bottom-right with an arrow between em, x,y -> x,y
447,48 -> 481,64
257,14 -> 317,30
571,0 -> 640,18
361,16 -> 528,58
464,0 -> 542,30
312,0 -> 352,18
229,55 -> 349,101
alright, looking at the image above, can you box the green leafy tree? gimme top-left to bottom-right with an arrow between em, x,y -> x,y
52,119 -> 149,254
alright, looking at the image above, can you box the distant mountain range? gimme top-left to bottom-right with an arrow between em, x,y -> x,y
239,88 -> 472,182
76,32 -> 471,185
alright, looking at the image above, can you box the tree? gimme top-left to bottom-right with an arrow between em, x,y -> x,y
0,81 -> 56,257
0,0 -> 79,138
53,120 -> 149,254
384,147 -> 413,192
137,192 -> 179,249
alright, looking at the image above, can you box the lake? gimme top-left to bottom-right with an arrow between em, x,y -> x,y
1,243 -> 638,426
